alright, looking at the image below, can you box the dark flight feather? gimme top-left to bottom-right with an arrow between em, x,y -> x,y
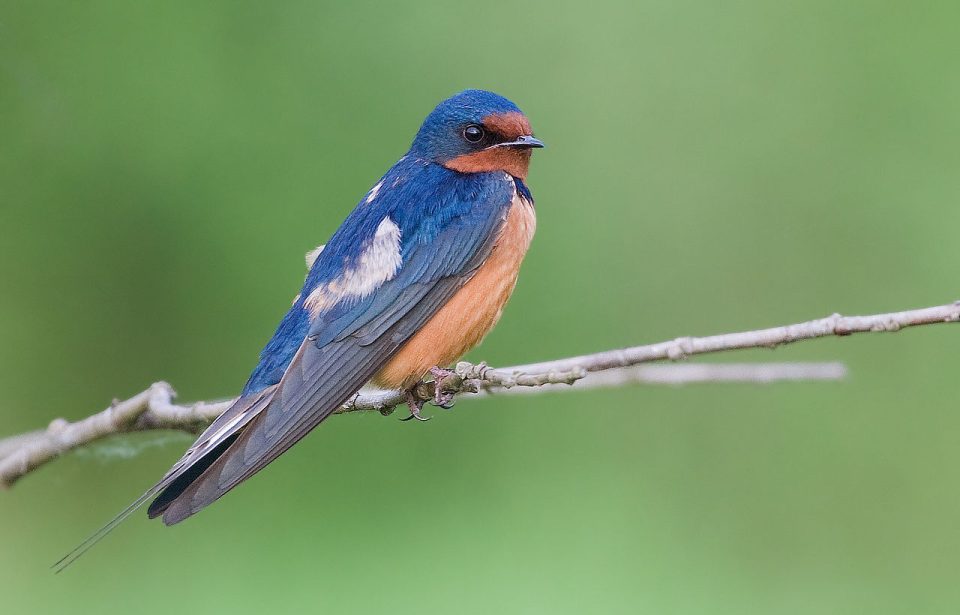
159,192 -> 511,524
54,88 -> 536,570
52,386 -> 278,572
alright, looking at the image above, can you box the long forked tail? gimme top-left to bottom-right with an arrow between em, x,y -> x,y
52,483 -> 170,573
52,386 -> 277,573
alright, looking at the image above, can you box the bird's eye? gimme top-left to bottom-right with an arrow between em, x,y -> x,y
463,125 -> 485,143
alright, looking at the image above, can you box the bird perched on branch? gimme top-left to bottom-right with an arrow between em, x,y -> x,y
57,89 -> 543,570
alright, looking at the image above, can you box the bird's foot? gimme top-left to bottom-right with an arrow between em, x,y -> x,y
399,366 -> 461,421
400,389 -> 431,422
429,366 -> 459,409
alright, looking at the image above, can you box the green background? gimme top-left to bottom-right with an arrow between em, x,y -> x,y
2,1 -> 958,613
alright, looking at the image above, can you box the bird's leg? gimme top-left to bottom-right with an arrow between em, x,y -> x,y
429,366 -> 459,409
400,388 -> 431,422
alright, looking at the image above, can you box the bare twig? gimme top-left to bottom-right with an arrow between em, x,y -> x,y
1,300 -> 956,488
492,361 -> 849,393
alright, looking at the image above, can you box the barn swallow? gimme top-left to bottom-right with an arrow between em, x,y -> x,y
56,89 -> 543,570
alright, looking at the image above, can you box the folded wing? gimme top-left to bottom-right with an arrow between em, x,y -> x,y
156,197 -> 511,524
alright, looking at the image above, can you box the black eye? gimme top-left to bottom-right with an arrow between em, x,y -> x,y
463,125 -> 485,143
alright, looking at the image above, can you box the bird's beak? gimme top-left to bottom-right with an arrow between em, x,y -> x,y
488,135 -> 545,150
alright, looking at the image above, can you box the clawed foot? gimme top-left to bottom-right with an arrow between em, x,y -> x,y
400,389 -> 431,422
430,366 -> 458,409
399,366 -> 460,422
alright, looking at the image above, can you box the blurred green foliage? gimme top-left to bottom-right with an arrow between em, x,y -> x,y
1,1 -> 959,613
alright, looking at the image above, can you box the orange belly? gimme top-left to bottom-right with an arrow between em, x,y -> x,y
373,193 -> 536,389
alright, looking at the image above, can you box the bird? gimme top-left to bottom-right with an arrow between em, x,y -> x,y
55,89 -> 543,570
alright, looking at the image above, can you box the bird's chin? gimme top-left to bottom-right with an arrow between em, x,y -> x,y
444,147 -> 533,179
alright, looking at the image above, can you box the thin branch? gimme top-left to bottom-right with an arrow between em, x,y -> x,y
1,300 -> 956,489
495,361 -> 849,393
502,301 -> 960,375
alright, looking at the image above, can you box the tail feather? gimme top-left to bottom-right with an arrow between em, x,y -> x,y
147,433 -> 239,518
52,484 -> 169,573
52,386 -> 277,572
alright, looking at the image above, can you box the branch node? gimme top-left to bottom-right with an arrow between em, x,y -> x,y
568,367 -> 588,383
151,381 -> 177,403
47,418 -> 69,433
667,337 -> 694,360
872,319 -> 902,333
455,360 -> 490,381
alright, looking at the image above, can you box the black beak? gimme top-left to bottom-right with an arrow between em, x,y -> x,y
489,135 -> 545,150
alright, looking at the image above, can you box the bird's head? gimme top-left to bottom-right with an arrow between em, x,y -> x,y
410,89 -> 544,180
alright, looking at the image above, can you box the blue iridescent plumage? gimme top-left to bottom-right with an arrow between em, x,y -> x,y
54,89 -> 543,570
243,160 -> 517,395
243,89 -> 535,395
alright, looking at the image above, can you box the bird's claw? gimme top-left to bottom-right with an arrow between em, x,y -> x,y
399,411 -> 431,422
400,366 -> 460,421
434,396 -> 456,410
400,390 -> 432,422
429,366 -> 458,409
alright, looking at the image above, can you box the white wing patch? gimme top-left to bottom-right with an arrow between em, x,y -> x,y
304,216 -> 402,318
365,180 -> 383,204
305,244 -> 325,269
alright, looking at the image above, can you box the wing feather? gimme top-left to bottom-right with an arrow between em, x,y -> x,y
52,385 -> 277,571
159,196 -> 511,524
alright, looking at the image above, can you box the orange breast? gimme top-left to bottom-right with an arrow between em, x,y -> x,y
373,193 -> 536,390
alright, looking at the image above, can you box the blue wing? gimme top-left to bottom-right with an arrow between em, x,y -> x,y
241,162 -> 516,394
53,162 -> 515,571
152,163 -> 516,524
